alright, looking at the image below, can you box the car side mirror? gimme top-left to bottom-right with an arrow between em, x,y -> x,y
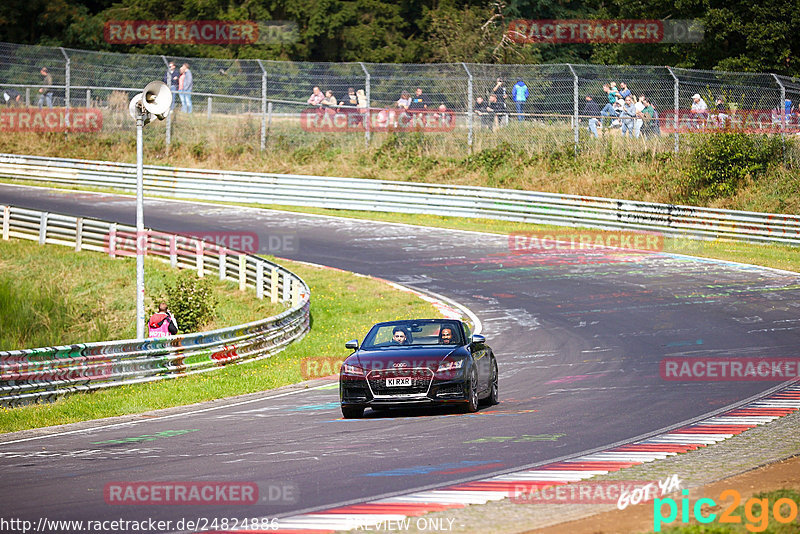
345,339 -> 359,350
471,334 -> 485,345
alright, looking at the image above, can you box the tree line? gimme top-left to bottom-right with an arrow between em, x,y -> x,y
0,0 -> 796,75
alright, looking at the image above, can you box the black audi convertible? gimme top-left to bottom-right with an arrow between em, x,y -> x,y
339,319 -> 498,418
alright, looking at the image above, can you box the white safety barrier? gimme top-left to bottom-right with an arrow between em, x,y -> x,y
1,153 -> 798,245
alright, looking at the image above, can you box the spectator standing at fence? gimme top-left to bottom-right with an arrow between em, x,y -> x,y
409,87 -> 427,113
164,61 -> 180,109
618,82 -> 631,99
620,95 -> 637,137
307,86 -> 324,107
3,88 -> 21,107
148,302 -> 178,338
474,96 -> 490,129
715,96 -> 729,128
600,83 -> 618,121
487,94 -> 506,129
690,94 -> 707,129
633,94 -> 646,138
37,67 -> 53,108
581,95 -> 602,138
512,80 -> 528,121
321,90 -> 337,113
179,63 -> 193,113
492,78 -> 507,102
640,98 -> 656,137
340,87 -> 357,108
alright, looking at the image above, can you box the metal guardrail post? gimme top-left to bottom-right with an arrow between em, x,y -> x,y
59,48 -> 70,128
207,96 -> 212,119
567,64 -> 579,156
38,212 -> 47,245
2,206 -> 9,240
772,74 -> 787,165
666,67 -> 680,153
219,249 -> 227,280
462,63 -> 473,149
360,62 -> 371,146
75,217 -> 83,251
271,267 -> 279,303
196,240 -> 204,277
239,255 -> 247,291
86,89 -> 90,107
256,262 -> 264,299
257,59 -> 267,151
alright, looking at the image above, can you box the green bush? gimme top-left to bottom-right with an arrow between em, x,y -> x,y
684,132 -> 782,201
161,272 -> 217,332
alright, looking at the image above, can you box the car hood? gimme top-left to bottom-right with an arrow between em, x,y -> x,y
351,346 -> 463,371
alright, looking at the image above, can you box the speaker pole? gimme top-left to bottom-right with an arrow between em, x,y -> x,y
128,81 -> 171,339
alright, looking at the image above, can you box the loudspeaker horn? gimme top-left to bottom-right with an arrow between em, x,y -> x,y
128,93 -> 149,123
141,81 -> 172,120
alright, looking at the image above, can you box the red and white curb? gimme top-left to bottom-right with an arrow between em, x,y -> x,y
261,384 -> 800,533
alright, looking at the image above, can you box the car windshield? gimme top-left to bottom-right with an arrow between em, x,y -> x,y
361,320 -> 464,349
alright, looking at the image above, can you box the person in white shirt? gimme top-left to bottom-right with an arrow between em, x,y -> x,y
691,94 -> 708,129
634,94 -> 646,138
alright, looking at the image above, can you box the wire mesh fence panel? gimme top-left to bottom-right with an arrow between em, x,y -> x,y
0,43 -> 68,107
0,41 -> 797,161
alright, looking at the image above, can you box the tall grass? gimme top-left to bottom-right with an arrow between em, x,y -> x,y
0,112 -> 795,213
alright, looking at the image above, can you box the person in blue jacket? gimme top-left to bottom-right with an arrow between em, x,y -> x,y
512,80 -> 529,122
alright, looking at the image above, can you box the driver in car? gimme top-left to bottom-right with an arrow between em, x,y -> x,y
439,326 -> 456,344
392,326 -> 411,345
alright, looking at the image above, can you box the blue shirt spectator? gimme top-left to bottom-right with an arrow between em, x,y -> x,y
512,80 -> 528,121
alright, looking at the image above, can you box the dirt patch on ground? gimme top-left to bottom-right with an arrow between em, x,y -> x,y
524,454 -> 800,533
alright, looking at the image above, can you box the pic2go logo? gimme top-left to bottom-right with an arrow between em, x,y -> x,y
654,489 -> 799,532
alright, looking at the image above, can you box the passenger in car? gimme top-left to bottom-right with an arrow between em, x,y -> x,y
439,327 -> 455,344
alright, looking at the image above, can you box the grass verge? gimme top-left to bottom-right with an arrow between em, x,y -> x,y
0,255 -> 441,433
0,120 -> 797,213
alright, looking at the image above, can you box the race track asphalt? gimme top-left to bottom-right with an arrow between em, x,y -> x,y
1,184 -> 799,531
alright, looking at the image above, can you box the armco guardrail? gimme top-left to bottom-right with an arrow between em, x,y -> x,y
0,204 -> 310,406
1,153 -> 799,245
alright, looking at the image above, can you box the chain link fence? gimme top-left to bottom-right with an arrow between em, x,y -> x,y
0,41 -> 797,160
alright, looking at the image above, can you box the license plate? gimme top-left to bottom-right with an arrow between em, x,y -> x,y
386,377 -> 412,387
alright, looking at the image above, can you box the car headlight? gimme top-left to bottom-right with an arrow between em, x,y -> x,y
342,364 -> 365,377
436,359 -> 464,373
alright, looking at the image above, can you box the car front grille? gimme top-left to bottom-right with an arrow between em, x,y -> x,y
367,368 -> 433,396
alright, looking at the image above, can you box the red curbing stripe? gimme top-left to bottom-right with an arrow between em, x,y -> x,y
611,444 -> 703,452
725,408 -> 796,416
671,427 -> 751,434
543,461 -> 642,470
